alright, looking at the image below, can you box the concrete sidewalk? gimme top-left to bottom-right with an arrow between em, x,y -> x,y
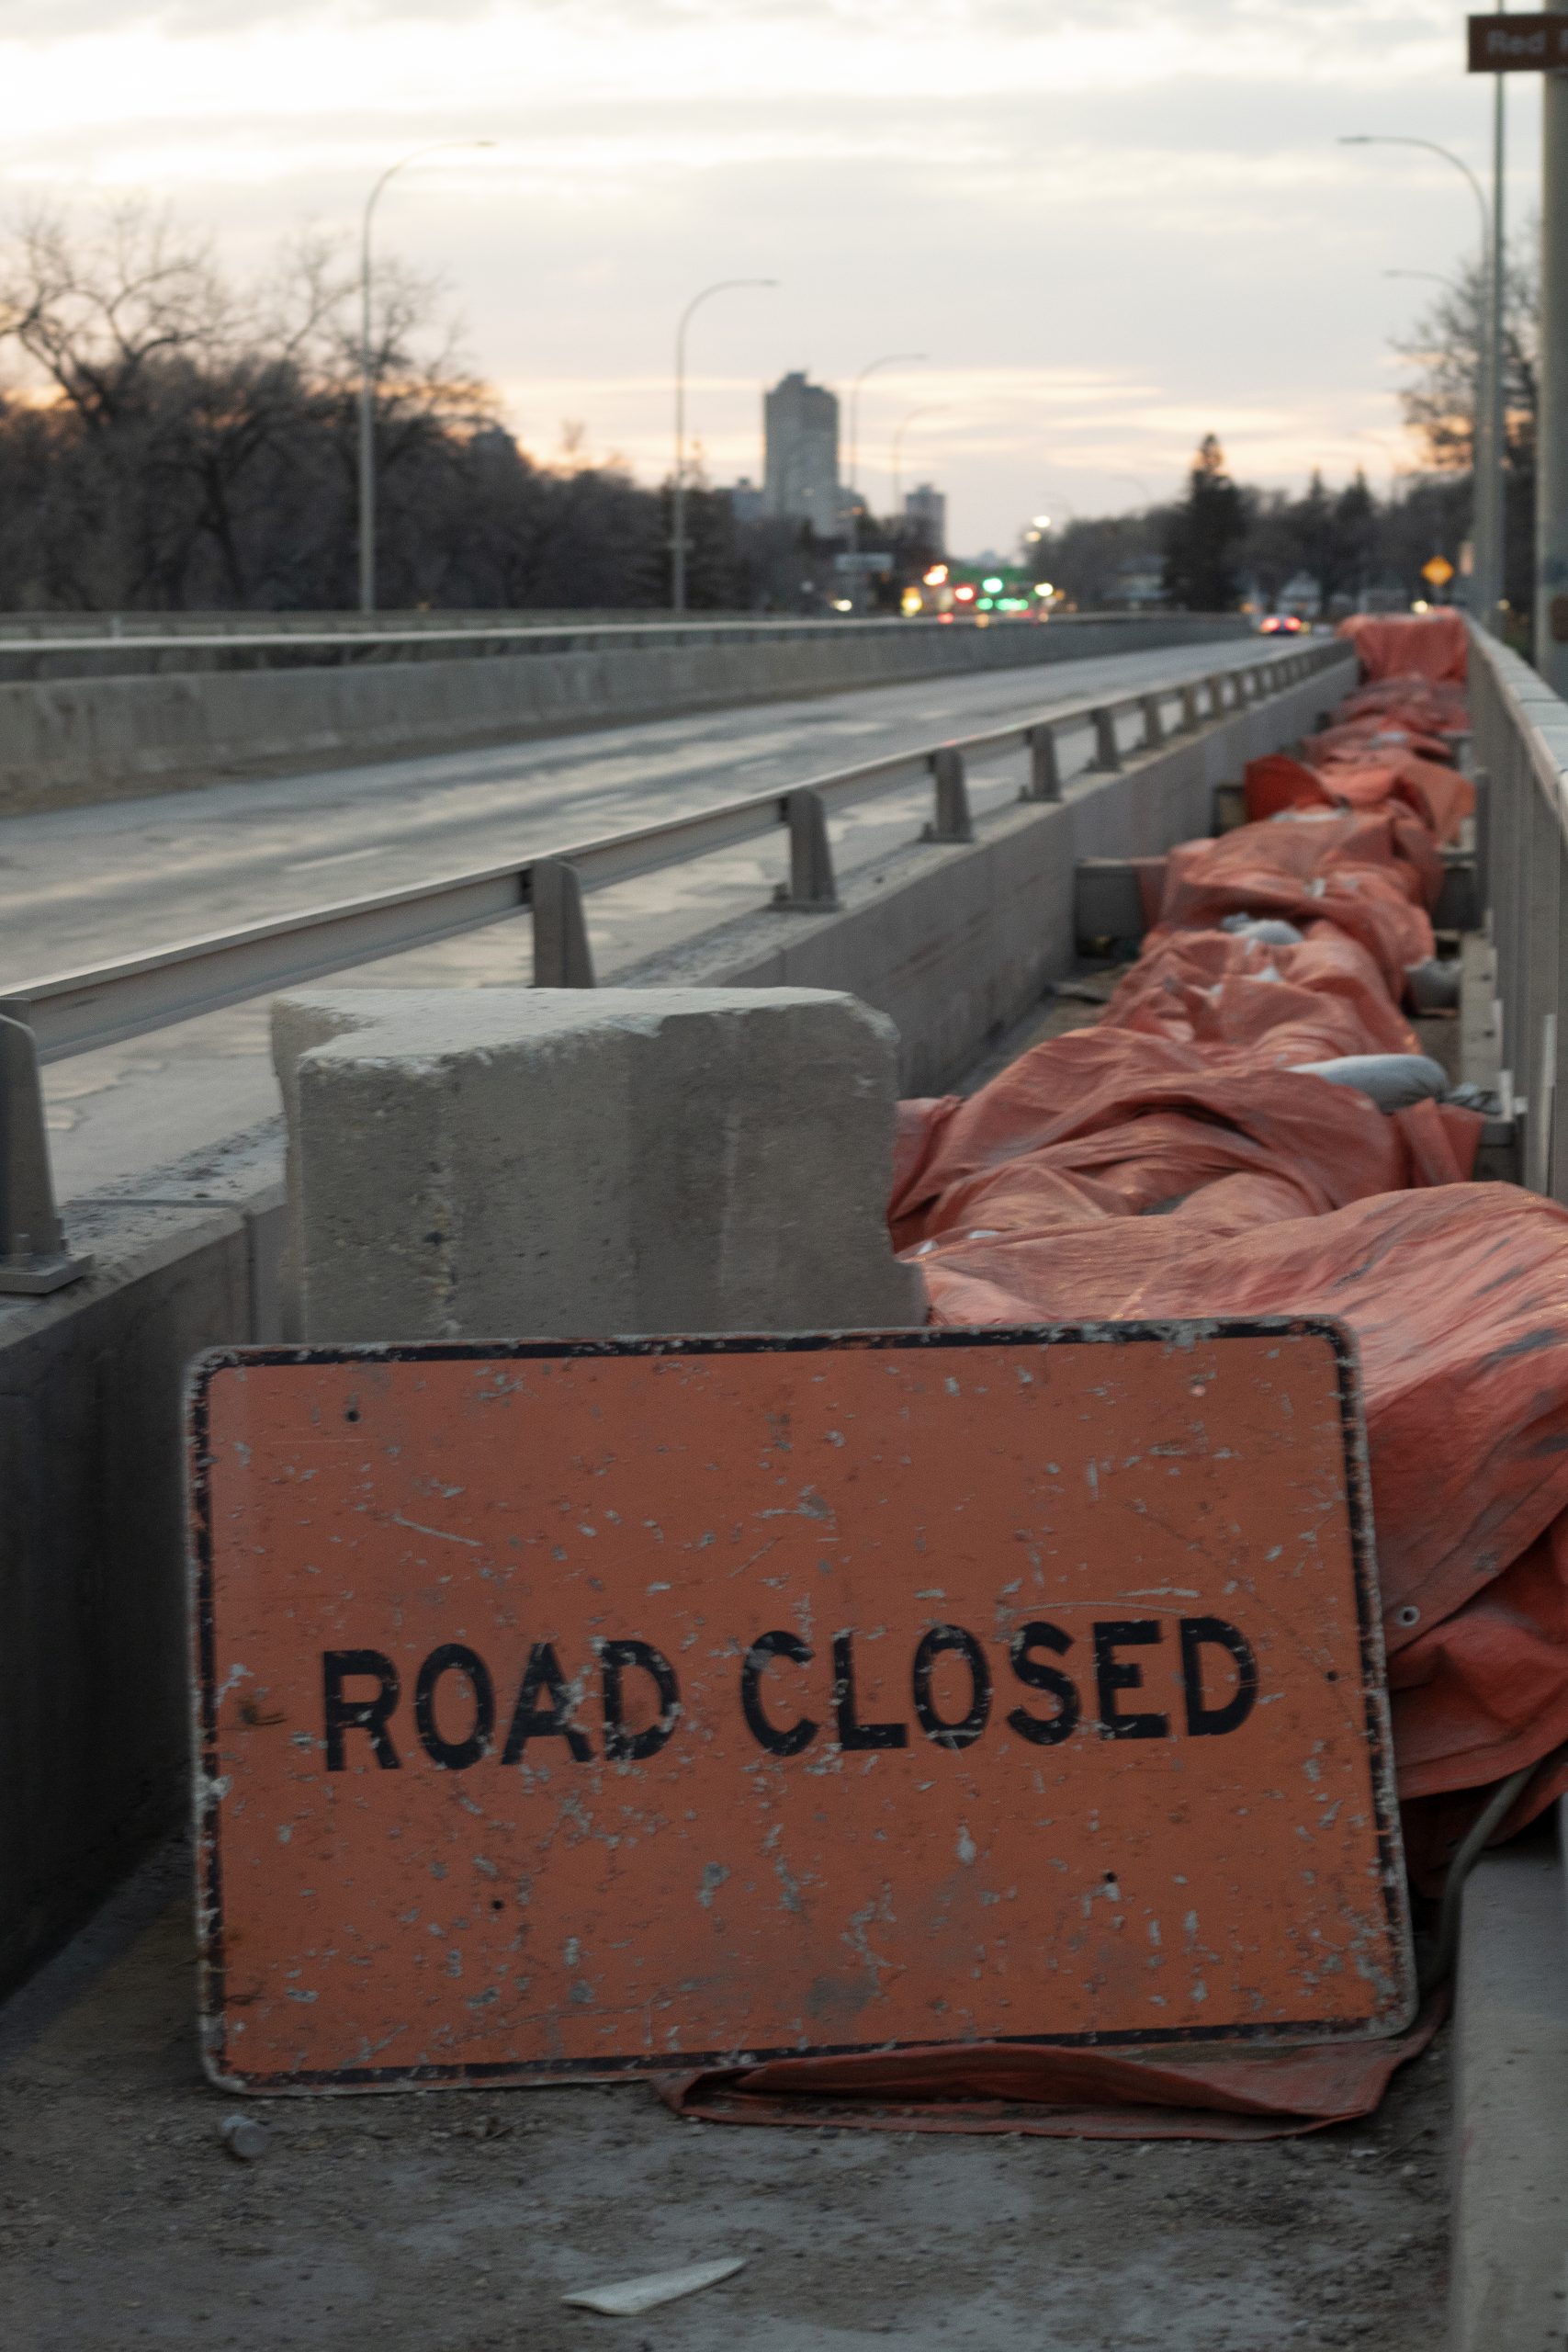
0,1839 -> 1450,2352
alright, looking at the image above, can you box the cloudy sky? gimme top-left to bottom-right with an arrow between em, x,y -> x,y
0,0 -> 1539,552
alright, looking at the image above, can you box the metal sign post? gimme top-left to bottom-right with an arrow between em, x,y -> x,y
1469,13 -> 1568,678
191,1321 -> 1414,2095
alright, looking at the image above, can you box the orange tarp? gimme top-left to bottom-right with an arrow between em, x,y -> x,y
1337,609 -> 1468,683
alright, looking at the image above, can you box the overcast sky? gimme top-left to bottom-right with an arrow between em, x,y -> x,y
0,0 -> 1540,552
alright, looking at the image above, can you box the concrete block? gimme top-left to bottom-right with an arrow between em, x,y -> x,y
1074,857 -> 1166,944
273,987 -> 924,1342
1436,851 -> 1483,933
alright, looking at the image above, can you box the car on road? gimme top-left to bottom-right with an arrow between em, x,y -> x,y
1258,613 -> 1307,636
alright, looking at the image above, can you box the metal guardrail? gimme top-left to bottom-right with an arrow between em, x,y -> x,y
0,636 -> 1339,1292
0,640 -> 1337,1060
0,609 -> 1243,679
1468,625 -> 1568,1199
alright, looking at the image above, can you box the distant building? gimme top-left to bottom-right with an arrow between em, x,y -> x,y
1113,554 -> 1167,610
904,483 -> 946,552
728,477 -> 765,526
764,372 -> 842,538
1278,570 -> 1323,618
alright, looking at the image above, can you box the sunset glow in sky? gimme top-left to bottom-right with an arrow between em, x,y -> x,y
0,0 -> 1540,550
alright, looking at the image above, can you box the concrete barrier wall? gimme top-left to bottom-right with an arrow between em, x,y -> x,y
620,654 -> 1359,1094
0,614 -> 1247,815
0,1196 -> 262,1998
0,649 -> 1340,1998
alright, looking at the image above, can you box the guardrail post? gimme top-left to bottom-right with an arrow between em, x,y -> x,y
1179,683 -> 1200,732
1089,707 -> 1122,772
1022,723 -> 1061,802
772,787 -> 840,910
1206,673 -> 1228,718
1140,693 -> 1165,750
923,746 -> 975,842
0,1014 -> 91,1295
531,858 -> 596,989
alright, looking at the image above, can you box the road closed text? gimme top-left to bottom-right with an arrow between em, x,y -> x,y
321,1614 -> 1261,1772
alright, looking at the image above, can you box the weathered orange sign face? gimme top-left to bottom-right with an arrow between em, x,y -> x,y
190,1321 -> 1413,2094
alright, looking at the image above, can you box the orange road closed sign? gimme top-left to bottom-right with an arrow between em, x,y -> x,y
190,1322 -> 1413,2094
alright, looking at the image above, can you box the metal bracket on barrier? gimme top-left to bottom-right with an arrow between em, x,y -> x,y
1089,707 -> 1122,772
1472,766 -> 1491,910
1140,693 -> 1165,750
531,858 -> 596,989
923,747 -> 975,843
1531,1013 -> 1558,1199
0,1014 -> 92,1295
772,788 -> 840,910
1021,722 -> 1062,802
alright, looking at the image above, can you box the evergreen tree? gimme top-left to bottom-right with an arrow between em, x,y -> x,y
1162,435 -> 1247,610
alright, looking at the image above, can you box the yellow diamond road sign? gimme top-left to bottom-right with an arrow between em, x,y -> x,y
1421,556 -> 1455,588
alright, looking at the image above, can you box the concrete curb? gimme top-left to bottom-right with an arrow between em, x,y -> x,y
1450,1817 -> 1568,2350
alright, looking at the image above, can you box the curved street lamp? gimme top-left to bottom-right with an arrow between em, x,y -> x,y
671,278 -> 776,615
358,139 -> 495,616
1339,134 -> 1501,626
846,353 -> 926,548
889,404 -> 946,516
1384,266 -> 1459,292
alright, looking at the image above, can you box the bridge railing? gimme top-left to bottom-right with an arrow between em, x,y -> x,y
0,635 -> 1341,1293
0,607 -> 1236,680
1466,627 -> 1568,1200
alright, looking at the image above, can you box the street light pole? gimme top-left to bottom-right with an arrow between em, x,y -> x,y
846,353 -> 926,553
1540,0 -> 1568,684
671,278 -> 776,616
358,139 -> 494,616
1490,28 -> 1509,631
1339,135 -> 1501,632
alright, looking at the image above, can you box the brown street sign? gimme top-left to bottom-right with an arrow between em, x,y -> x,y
1468,13 -> 1568,69
190,1321 -> 1413,2095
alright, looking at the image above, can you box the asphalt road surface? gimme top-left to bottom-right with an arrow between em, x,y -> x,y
4,635 -> 1274,1195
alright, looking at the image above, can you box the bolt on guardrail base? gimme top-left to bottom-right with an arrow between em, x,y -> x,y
0,1015 -> 91,1295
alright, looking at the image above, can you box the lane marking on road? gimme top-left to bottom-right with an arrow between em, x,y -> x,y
284,845 -> 384,873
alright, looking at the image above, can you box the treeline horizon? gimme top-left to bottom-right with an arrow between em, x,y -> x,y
0,204 -> 1527,619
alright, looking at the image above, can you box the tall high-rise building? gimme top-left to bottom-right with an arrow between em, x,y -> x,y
763,372 -> 842,538
904,483 -> 946,553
